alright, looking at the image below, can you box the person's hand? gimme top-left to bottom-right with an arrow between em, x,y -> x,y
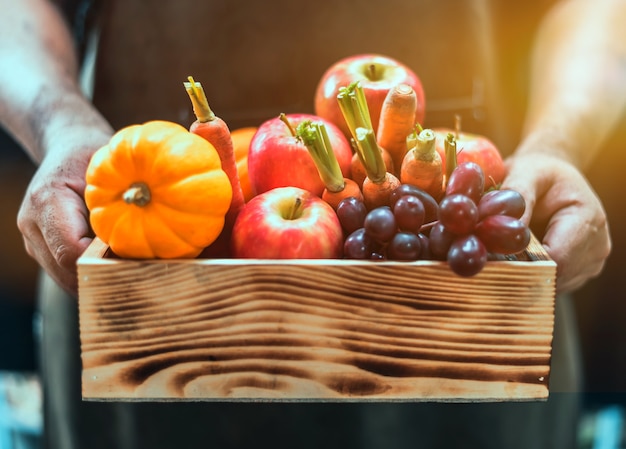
16,124 -> 113,297
501,152 -> 611,293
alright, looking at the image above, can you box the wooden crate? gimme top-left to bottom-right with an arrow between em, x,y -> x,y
77,236 -> 556,402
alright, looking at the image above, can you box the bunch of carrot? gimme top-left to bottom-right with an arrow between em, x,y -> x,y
337,82 -> 402,210
332,81 -> 449,209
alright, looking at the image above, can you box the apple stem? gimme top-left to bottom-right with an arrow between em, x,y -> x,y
183,76 -> 216,123
444,132 -> 458,185
288,197 -> 303,220
296,120 -> 345,193
367,64 -> 377,80
279,113 -> 298,137
454,114 -> 462,140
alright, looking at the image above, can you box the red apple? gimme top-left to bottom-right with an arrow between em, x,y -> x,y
231,186 -> 344,259
247,113 -> 352,197
314,53 -> 426,139
435,128 -> 506,190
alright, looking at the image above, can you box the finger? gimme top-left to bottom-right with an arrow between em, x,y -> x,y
21,226 -> 80,296
39,195 -> 93,269
541,208 -> 610,293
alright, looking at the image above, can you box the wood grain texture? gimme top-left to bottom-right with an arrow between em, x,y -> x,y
78,237 -> 556,402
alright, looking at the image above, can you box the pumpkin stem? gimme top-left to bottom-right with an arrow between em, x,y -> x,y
123,182 -> 151,207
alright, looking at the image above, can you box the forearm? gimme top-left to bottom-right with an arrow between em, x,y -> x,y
0,0 -> 112,164
517,0 -> 626,169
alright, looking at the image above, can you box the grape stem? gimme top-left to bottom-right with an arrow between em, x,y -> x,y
418,220 -> 438,233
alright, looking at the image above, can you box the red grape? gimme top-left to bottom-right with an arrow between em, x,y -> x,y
387,232 -> 422,260
336,196 -> 368,234
445,162 -> 485,204
393,195 -> 425,233
447,234 -> 488,277
416,233 -> 432,259
363,206 -> 397,243
428,221 -> 455,260
474,215 -> 531,254
389,183 -> 439,223
478,189 -> 526,219
344,228 -> 374,259
438,194 -> 479,236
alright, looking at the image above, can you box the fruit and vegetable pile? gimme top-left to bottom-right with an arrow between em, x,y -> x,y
84,54 -> 530,277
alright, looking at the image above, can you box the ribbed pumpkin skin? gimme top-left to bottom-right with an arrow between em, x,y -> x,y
85,120 -> 232,259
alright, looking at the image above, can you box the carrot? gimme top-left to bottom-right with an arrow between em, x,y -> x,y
400,126 -> 444,201
350,144 -> 395,188
184,76 -> 245,229
357,127 -> 401,209
295,118 -> 364,210
338,82 -> 400,210
377,83 -> 418,176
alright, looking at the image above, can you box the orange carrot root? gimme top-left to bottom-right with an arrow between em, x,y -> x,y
377,84 -> 418,176
362,172 -> 401,210
350,147 -> 394,188
400,128 -> 444,201
322,178 -> 363,210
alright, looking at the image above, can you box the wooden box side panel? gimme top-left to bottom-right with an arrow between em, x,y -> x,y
78,241 -> 556,402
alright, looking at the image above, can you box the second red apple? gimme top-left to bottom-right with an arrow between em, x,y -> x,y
314,53 -> 426,139
434,128 -> 506,190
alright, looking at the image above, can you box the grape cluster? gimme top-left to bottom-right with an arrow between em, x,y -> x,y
337,161 -> 531,277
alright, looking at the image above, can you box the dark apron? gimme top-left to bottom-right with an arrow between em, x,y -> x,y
40,1 -> 581,448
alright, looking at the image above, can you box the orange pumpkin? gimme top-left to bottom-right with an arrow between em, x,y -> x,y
230,126 -> 257,202
84,120 -> 233,259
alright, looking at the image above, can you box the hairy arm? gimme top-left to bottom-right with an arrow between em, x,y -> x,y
503,0 -> 626,292
0,0 -> 113,295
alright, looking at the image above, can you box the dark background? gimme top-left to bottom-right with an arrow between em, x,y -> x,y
0,128 -> 39,372
572,122 -> 626,402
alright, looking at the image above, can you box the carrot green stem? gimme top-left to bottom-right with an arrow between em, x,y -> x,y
356,127 -> 387,183
444,132 -> 458,183
183,76 -> 215,123
408,128 -> 437,161
337,81 -> 373,140
337,81 -> 386,183
296,120 -> 345,193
